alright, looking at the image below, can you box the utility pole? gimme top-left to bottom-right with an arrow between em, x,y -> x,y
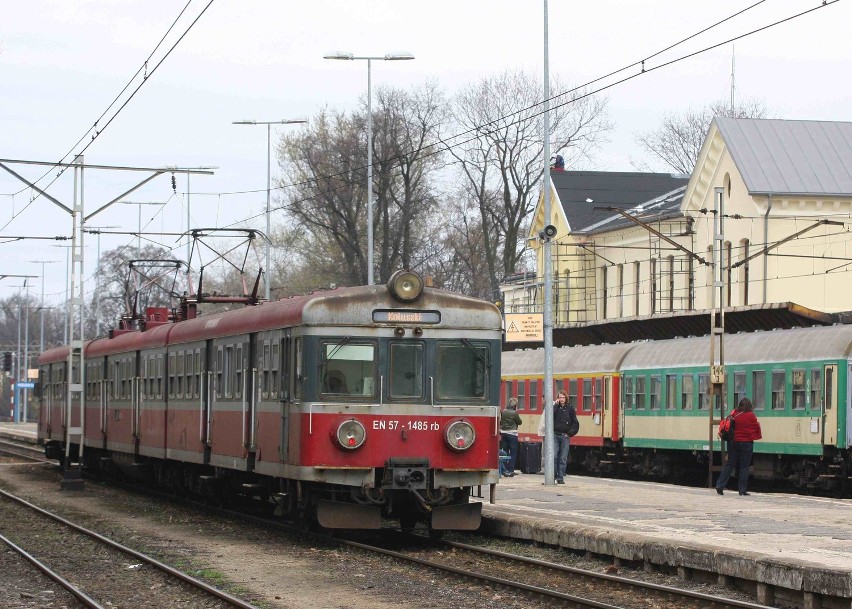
708,186 -> 727,487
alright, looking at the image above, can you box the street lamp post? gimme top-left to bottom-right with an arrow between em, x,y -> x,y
323,51 -> 415,285
233,119 -> 307,300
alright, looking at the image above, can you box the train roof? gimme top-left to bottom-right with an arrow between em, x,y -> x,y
502,342 -> 635,376
38,284 -> 502,363
619,324 -> 852,370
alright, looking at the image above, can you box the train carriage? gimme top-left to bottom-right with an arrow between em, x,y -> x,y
619,325 -> 850,487
38,271 -> 503,530
501,343 -> 632,472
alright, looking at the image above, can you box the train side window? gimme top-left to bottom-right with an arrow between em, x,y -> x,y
156,354 -> 164,399
517,379 -> 526,410
389,342 -> 424,399
176,350 -> 184,398
791,369 -> 806,410
594,378 -> 602,411
281,335 -> 291,401
649,376 -> 661,410
235,344 -> 243,399
529,379 -> 538,411
681,375 -> 694,410
271,341 -> 280,397
665,375 -> 677,410
224,345 -> 234,398
771,370 -> 786,410
185,352 -> 194,398
825,367 -> 833,411
810,369 -> 821,411
582,379 -> 592,411
635,376 -> 646,410
262,341 -> 270,399
168,353 -> 176,399
568,379 -> 577,409
555,379 -> 564,395
113,361 -> 121,400
194,350 -> 202,398
733,371 -> 746,408
697,374 -> 710,410
623,376 -> 634,410
752,370 -> 765,410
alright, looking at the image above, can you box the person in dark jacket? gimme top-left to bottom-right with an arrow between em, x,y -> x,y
500,397 -> 523,477
552,390 -> 578,484
715,397 -> 762,496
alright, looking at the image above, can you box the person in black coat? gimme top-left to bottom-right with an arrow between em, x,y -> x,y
552,390 -> 579,483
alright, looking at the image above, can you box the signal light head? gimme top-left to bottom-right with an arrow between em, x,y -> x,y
444,420 -> 476,452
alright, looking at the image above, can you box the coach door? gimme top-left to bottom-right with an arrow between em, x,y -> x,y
202,341 -> 214,463
601,376 -> 612,439
823,364 -> 838,446
279,330 -> 292,462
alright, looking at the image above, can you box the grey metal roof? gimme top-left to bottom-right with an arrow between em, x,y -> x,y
503,342 -> 636,376
552,171 -> 689,234
620,324 -> 852,370
714,117 -> 852,197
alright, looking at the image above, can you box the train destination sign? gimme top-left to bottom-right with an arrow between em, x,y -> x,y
373,309 -> 441,324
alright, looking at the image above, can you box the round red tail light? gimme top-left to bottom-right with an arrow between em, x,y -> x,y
445,420 -> 475,452
336,419 -> 366,450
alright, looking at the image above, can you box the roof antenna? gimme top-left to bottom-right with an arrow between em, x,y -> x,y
729,43 -> 736,114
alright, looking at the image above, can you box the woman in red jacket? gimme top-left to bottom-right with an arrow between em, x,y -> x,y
716,397 -> 762,496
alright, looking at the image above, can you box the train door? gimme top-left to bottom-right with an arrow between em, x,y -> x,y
202,340 -> 214,464
247,334 -> 258,463
280,329 -> 292,462
823,364 -> 838,446
601,376 -> 612,439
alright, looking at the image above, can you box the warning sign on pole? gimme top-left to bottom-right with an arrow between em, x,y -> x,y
504,313 -> 544,343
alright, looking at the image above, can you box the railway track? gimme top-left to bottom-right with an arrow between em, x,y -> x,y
0,488 -> 261,609
329,531 -> 780,609
0,438 -> 46,462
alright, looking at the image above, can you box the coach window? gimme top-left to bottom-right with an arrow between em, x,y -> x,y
623,376 -> 634,410
810,369 -> 821,411
235,344 -> 244,399
435,340 -> 488,400
791,369 -> 806,410
176,350 -> 184,398
752,370 -> 765,411
529,379 -> 538,411
649,376 -> 661,410
635,376 -> 646,410
771,370 -> 786,410
568,379 -> 578,409
294,338 -> 302,399
697,374 -> 710,410
517,380 -> 526,410
665,375 -> 677,410
185,352 -> 194,398
681,375 -> 694,410
224,345 -> 234,399
271,341 -> 280,397
389,342 -> 424,399
262,342 -> 270,399
169,353 -> 177,398
594,378 -> 602,412
733,371 -> 746,408
582,379 -> 592,411
194,350 -> 202,398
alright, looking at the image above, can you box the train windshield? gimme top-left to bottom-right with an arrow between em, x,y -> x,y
389,342 -> 424,399
319,340 -> 376,397
435,340 -> 489,400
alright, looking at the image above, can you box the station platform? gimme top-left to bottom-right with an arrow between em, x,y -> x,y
0,422 -> 37,443
479,473 -> 852,608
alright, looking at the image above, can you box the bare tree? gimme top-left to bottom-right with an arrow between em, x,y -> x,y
278,83 -> 446,287
447,70 -> 611,300
636,98 -> 768,174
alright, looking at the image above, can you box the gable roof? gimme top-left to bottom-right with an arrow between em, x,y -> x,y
552,170 -> 689,234
576,185 -> 687,235
714,117 -> 852,197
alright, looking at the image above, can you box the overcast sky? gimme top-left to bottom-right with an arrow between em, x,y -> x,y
2,0 -> 849,303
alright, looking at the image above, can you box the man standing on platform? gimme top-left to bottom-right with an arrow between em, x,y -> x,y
552,390 -> 579,484
500,398 -> 523,477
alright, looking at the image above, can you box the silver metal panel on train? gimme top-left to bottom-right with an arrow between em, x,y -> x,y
620,324 -> 852,370
503,342 -> 636,375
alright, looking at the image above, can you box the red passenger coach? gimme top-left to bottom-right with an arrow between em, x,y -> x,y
38,271 -> 503,531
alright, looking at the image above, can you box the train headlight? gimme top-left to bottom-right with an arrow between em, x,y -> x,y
387,270 -> 423,303
335,419 -> 366,450
445,420 -> 476,452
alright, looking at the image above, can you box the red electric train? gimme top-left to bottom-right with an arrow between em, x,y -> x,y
38,271 -> 503,531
